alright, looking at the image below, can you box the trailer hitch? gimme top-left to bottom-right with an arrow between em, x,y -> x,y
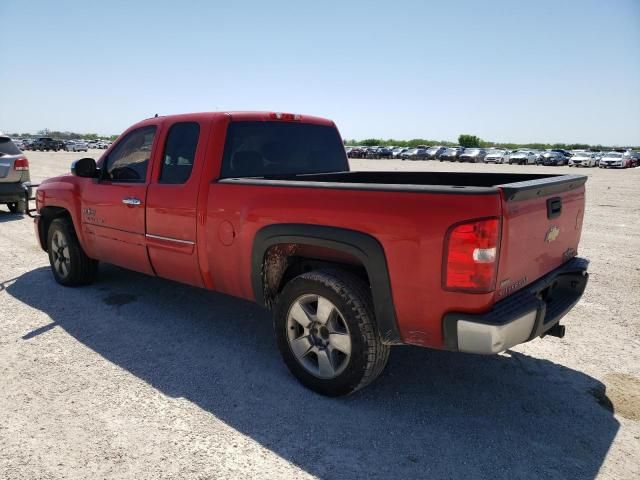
22,182 -> 39,218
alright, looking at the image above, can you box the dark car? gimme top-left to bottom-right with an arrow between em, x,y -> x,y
348,147 -> 366,158
407,148 -> 429,160
439,147 -> 464,161
375,147 -> 393,158
0,135 -> 31,213
541,150 -> 569,166
21,139 -> 34,150
33,137 -> 65,151
458,148 -> 487,163
365,146 -> 380,159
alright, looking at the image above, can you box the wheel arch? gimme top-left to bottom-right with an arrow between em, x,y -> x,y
252,224 -> 402,344
38,206 -> 74,252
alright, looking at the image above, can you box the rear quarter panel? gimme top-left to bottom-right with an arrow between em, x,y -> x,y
203,183 -> 503,348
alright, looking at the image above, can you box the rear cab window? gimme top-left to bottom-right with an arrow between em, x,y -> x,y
220,121 -> 348,178
159,122 -> 200,184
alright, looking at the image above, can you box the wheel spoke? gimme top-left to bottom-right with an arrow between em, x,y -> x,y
290,302 -> 312,328
286,294 -> 352,380
315,297 -> 334,325
52,233 -> 60,250
60,261 -> 68,277
329,333 -> 351,355
289,335 -> 313,360
316,349 -> 335,378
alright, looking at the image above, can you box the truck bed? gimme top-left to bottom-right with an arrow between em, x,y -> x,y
213,169 -> 587,347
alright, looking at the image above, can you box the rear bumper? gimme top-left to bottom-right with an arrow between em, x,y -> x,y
0,182 -> 31,203
442,257 -> 589,354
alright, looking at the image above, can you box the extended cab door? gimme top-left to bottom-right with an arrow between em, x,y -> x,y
145,120 -> 207,287
81,124 -> 158,275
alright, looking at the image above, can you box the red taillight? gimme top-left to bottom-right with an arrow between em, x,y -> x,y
36,189 -> 45,210
14,157 -> 29,171
269,112 -> 301,121
443,217 -> 501,292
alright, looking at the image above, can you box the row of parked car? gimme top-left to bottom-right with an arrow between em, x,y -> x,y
346,145 -> 640,168
14,137 -> 112,152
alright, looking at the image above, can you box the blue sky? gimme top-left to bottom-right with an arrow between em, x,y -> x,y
1,0 -> 639,145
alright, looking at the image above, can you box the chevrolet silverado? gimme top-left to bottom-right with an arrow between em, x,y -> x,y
31,111 -> 589,396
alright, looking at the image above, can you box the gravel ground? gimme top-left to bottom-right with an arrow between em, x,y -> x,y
1,151 -> 638,479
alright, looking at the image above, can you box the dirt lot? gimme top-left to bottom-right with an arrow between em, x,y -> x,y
1,151 -> 638,479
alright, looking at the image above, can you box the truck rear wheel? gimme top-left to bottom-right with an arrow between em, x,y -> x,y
273,270 -> 390,396
47,218 -> 98,286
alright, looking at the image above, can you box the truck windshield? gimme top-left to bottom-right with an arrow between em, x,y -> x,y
220,121 -> 348,178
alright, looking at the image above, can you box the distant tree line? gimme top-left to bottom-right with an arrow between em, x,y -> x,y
344,134 -> 637,151
6,129 -> 119,141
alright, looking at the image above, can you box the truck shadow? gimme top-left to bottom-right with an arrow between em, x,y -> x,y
7,266 -> 618,479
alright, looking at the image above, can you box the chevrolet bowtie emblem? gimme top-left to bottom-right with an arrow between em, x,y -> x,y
545,225 -> 560,243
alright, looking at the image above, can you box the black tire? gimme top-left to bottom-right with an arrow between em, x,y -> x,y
274,269 -> 390,396
7,199 -> 26,214
47,218 -> 98,286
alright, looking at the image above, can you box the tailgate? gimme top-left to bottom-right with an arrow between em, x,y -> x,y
495,175 -> 587,300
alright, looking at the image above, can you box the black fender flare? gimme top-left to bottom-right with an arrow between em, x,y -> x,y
251,224 -> 402,345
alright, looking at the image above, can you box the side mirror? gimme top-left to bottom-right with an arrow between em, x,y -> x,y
71,157 -> 98,178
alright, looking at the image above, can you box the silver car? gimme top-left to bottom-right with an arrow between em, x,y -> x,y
568,152 -> 598,168
392,147 -> 409,158
508,150 -> 537,165
0,134 -> 31,214
67,140 -> 89,152
484,149 -> 508,164
599,151 -> 631,169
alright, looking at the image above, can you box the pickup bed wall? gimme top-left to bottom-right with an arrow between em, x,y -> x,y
203,181 -> 503,348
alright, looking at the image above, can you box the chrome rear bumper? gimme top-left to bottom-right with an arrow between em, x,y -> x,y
443,257 -> 589,354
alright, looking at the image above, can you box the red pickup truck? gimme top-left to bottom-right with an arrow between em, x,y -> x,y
32,112 -> 589,396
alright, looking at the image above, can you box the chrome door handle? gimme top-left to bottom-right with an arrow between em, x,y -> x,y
122,197 -> 141,206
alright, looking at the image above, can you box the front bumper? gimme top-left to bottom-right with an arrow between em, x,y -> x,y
443,257 -> 589,354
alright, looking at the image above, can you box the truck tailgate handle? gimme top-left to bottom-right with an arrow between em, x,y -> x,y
547,197 -> 562,219
122,197 -> 141,206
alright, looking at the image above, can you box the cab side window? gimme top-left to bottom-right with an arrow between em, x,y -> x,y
159,122 -> 200,184
103,126 -> 157,182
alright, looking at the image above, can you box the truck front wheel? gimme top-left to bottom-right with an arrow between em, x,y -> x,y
47,218 -> 98,286
273,270 -> 390,396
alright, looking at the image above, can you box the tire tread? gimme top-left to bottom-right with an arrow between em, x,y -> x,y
275,269 -> 390,395
48,218 -> 98,286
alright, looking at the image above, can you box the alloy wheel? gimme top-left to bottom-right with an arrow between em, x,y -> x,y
51,230 -> 71,278
286,294 -> 352,379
